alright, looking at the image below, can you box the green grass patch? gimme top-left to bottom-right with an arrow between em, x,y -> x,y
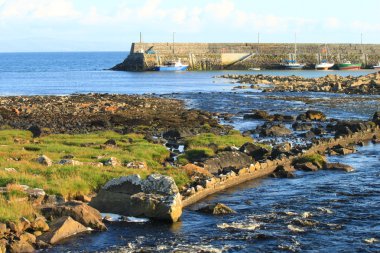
293,154 -> 326,168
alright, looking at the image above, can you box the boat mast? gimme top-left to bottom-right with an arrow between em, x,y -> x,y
294,33 -> 297,61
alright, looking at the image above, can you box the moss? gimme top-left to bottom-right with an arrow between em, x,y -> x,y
293,154 -> 326,168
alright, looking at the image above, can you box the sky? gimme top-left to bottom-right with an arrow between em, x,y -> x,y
0,0 -> 379,52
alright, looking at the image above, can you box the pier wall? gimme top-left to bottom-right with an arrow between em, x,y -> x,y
112,42 -> 380,71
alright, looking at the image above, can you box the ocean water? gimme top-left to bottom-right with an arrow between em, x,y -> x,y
0,52 -> 379,252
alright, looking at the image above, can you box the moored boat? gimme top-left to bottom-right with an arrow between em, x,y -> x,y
337,61 -> 361,70
153,59 -> 188,71
315,60 -> 334,70
282,60 -> 305,70
373,62 -> 380,69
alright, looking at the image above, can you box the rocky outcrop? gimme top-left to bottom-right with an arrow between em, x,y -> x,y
38,216 -> 87,245
90,174 -> 182,222
223,71 -> 380,95
324,163 -> 354,172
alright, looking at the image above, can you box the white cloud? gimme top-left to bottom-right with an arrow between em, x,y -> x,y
325,17 -> 341,29
0,0 -> 79,20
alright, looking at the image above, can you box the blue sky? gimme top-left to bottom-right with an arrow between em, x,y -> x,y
0,0 -> 379,52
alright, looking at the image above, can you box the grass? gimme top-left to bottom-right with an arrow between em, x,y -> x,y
0,130 -> 190,200
0,194 -> 36,222
184,130 -> 253,151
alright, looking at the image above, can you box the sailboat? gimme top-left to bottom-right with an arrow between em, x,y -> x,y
315,44 -> 334,70
282,33 -> 305,70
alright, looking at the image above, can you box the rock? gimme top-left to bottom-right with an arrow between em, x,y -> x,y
181,163 -> 212,178
4,167 -> 17,173
271,165 -> 295,178
197,203 -> 236,215
8,217 -> 31,235
28,125 -> 42,138
292,122 -> 313,131
305,110 -> 326,121
31,217 -> 50,232
300,131 -> 316,139
259,124 -> 292,137
294,162 -> 319,172
0,223 -> 6,235
36,155 -> 52,166
103,157 -> 120,167
20,232 -> 36,244
90,174 -> 182,222
271,142 -> 292,159
0,239 -> 6,253
104,139 -> 117,146
203,151 -> 252,174
38,216 -> 88,245
373,111 -> 380,125
243,110 -> 271,120
163,128 -> 193,140
324,163 -> 355,172
41,201 -> 106,231
240,142 -> 271,161
9,240 -> 35,253
58,159 -> 83,166
125,161 -> 147,170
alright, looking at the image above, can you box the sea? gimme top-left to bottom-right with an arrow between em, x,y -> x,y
0,52 -> 379,252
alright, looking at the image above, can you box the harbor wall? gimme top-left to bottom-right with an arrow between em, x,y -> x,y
112,42 -> 380,71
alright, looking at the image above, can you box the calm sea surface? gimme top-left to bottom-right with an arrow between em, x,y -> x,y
0,52 -> 379,252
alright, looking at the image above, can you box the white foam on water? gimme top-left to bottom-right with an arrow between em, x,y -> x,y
217,222 -> 260,231
287,225 -> 305,233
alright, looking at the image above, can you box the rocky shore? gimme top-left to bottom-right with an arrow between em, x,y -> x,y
220,71 -> 380,94
0,93 -> 379,252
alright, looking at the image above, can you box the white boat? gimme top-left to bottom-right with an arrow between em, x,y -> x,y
153,59 -> 188,71
282,33 -> 304,70
373,62 -> 380,69
315,44 -> 334,70
315,60 -> 334,70
249,67 -> 261,71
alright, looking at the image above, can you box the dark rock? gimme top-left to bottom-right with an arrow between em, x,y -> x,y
324,163 -> 355,172
28,125 -> 42,138
292,122 -> 313,131
104,139 -> 117,146
305,110 -> 326,121
294,162 -> 319,172
243,110 -> 271,120
197,203 -> 236,215
300,131 -> 316,139
259,124 -> 292,137
163,128 -> 193,140
373,111 -> 380,125
240,142 -> 271,161
203,151 -> 252,174
271,165 -> 295,178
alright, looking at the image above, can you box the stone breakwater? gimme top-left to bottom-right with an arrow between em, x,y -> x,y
181,123 -> 380,207
0,94 -> 225,136
221,71 -> 380,95
112,42 -> 380,71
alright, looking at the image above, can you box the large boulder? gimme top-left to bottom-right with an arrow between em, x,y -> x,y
90,174 -> 182,222
41,201 -> 106,231
259,124 -> 292,137
38,216 -> 87,245
203,151 -> 252,174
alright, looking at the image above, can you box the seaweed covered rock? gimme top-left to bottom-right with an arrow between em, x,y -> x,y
90,174 -> 182,222
197,203 -> 236,215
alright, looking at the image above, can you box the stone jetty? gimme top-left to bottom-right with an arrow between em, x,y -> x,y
221,71 -> 380,95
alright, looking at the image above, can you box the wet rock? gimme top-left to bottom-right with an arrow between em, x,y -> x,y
197,203 -> 236,215
329,144 -> 356,155
294,162 -> 319,172
90,174 -> 182,222
305,110 -> 326,121
36,155 -> 53,166
243,110 -> 271,120
300,130 -> 316,139
259,123 -> 292,137
203,151 -> 252,174
334,120 -> 373,137
41,201 -> 106,231
324,163 -> 355,172
271,165 -> 295,178
292,122 -> 313,131
373,111 -> 380,125
38,216 -> 88,245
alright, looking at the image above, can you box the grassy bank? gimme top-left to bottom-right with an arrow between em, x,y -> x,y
0,130 -> 189,199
